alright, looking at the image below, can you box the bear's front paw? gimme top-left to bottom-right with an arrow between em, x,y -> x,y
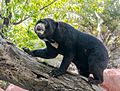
49,69 -> 65,77
22,47 -> 31,54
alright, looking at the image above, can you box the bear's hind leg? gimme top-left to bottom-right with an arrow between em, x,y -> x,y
88,62 -> 104,85
78,70 -> 90,78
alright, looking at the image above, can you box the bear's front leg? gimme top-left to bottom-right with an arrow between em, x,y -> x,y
49,53 -> 74,77
22,47 -> 34,56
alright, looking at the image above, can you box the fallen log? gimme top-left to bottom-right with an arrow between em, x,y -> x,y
0,37 -> 101,91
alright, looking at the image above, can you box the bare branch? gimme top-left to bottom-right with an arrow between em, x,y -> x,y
12,16 -> 30,25
40,0 -> 57,10
95,11 -> 104,41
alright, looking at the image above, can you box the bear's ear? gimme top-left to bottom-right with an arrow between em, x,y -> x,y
56,22 -> 62,32
54,21 -> 58,29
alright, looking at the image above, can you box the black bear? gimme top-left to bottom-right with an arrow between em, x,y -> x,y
23,18 -> 108,85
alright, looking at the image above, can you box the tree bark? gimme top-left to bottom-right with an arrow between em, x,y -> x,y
0,37 -> 99,91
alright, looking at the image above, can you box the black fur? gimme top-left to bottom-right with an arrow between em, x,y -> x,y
23,18 -> 108,85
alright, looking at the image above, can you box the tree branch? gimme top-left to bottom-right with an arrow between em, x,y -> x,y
40,0 -> 57,10
0,14 -> 4,19
0,37 -> 98,91
12,0 -> 57,25
12,16 -> 30,25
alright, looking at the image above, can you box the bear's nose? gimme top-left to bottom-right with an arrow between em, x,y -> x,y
37,26 -> 41,30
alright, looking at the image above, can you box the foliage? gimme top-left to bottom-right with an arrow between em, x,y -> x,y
0,0 -> 120,51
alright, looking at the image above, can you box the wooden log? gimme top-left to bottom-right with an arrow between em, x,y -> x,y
0,37 -> 98,91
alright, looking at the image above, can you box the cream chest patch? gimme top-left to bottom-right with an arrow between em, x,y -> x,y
51,42 -> 59,49
43,38 -> 59,49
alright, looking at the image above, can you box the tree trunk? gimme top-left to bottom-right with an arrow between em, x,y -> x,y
0,36 -> 101,91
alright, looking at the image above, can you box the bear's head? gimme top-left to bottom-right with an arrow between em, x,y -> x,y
34,18 -> 57,39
